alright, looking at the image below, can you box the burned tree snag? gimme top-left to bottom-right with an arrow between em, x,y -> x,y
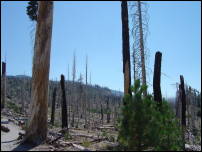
60,74 -> 68,130
1,62 -> 6,109
180,75 -> 186,150
107,97 -> 110,123
137,1 -> 147,96
25,1 -> 53,144
50,87 -> 57,125
101,104 -> 103,124
121,1 -> 131,97
153,51 -> 162,105
180,75 -> 186,127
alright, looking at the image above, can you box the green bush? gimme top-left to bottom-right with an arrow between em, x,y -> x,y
7,101 -> 20,113
118,80 -> 183,151
64,131 -> 72,140
81,140 -> 91,147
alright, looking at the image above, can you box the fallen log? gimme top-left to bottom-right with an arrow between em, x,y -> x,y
71,133 -> 97,139
48,136 -> 63,144
97,126 -> 115,130
90,137 -> 108,143
1,125 -> 10,132
72,143 -> 91,151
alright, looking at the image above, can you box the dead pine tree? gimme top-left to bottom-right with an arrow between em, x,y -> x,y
106,97 -> 110,124
180,75 -> 186,150
1,62 -> 6,109
20,75 -> 25,114
84,55 -> 88,128
24,1 -> 54,144
130,1 -> 148,96
153,51 -> 162,106
137,1 -> 147,96
60,74 -> 68,131
100,104 -> 103,125
71,52 -> 76,127
50,87 -> 57,125
121,1 -> 131,97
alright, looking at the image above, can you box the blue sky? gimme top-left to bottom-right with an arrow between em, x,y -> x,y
1,1 -> 201,97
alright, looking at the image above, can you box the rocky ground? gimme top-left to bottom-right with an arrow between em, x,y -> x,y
1,107 -> 201,151
1,108 -> 118,151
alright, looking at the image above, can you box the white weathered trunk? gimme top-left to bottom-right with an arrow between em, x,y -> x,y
25,1 -> 53,144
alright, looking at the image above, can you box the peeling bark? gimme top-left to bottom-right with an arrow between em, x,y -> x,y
25,1 -> 53,144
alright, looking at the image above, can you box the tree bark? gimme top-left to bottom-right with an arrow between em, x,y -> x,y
25,1 -> 53,144
137,1 -> 147,96
106,97 -> 110,123
60,74 -> 68,130
153,51 -> 162,104
121,1 -> 131,97
50,87 -> 57,125
1,62 -> 6,109
180,75 -> 186,150
180,75 -> 186,127
101,104 -> 103,124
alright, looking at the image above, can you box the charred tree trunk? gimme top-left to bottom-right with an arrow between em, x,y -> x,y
25,1 -> 53,144
101,104 -> 103,124
180,75 -> 186,127
153,51 -> 162,105
180,75 -> 186,150
106,98 -> 110,123
60,75 -> 68,130
50,87 -> 57,125
71,52 -> 76,127
121,1 -> 131,97
1,62 -> 6,109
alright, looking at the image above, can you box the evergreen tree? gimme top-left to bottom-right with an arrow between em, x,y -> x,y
118,80 -> 183,151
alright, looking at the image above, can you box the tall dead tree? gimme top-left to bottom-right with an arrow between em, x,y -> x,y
60,74 -> 68,130
1,62 -> 6,109
85,55 -> 88,128
71,52 -> 76,127
100,104 -> 103,124
121,1 -> 131,97
50,87 -> 57,125
25,1 -> 53,144
180,75 -> 186,127
106,97 -> 110,123
137,1 -> 147,96
130,1 -> 148,96
153,51 -> 162,104
180,75 -> 186,150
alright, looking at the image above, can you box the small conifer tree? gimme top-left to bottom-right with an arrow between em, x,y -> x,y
118,80 -> 183,151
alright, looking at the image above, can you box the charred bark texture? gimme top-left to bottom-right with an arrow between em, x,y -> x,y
106,98 -> 110,123
180,75 -> 186,150
121,1 -> 131,97
50,87 -> 57,125
60,74 -> 68,129
1,62 -> 6,109
101,104 -> 103,124
180,75 -> 186,127
153,51 -> 162,104
25,1 -> 53,144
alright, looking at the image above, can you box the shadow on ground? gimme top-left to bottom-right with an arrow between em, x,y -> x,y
11,143 -> 37,151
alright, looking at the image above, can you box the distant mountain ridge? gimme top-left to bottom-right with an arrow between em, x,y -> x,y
4,75 -> 123,106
